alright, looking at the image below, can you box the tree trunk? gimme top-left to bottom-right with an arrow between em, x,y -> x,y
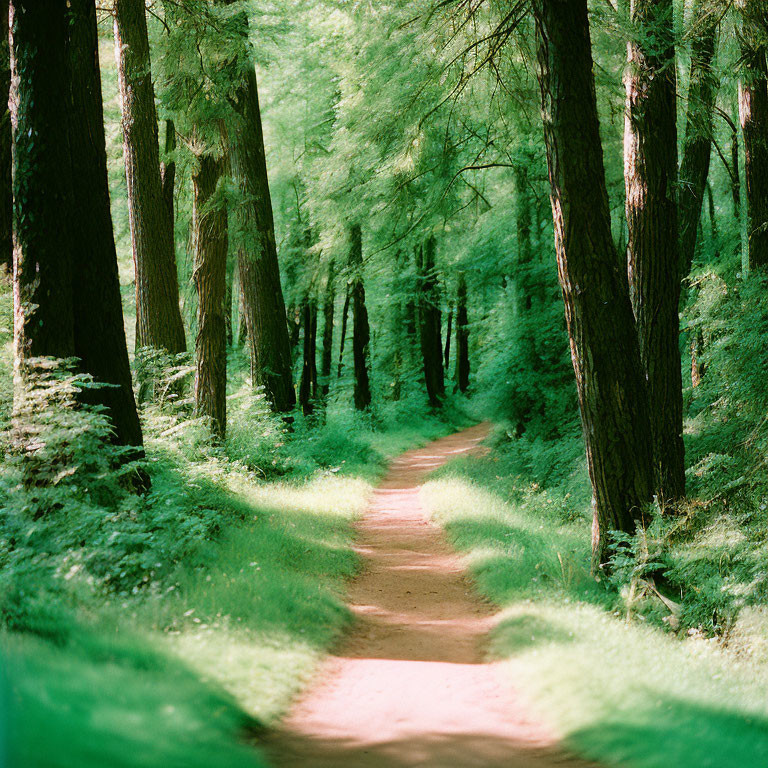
625,0 -> 685,504
192,152 -> 228,440
738,0 -> 768,271
348,224 -> 371,411
533,0 -> 654,567
11,0 -> 75,365
319,260 -> 335,398
0,0 -> 11,276
418,236 -> 445,407
679,0 -> 719,277
299,297 -> 318,416
224,262 -> 234,346
337,284 -> 351,379
222,20 -> 294,411
236,279 -> 248,346
114,0 -> 186,354
444,304 -> 453,371
160,119 -> 176,224
67,0 -> 144,450
288,304 -> 301,360
454,273 -> 470,394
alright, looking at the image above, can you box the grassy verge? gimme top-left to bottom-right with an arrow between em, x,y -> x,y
421,432 -> 768,768
0,378 -> 463,768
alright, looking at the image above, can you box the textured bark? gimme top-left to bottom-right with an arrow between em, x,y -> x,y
11,0 -> 76,365
533,0 -> 654,566
679,1 -> 719,277
454,273 -> 470,394
0,0 -> 11,276
349,224 -> 371,411
11,0 -> 144,454
225,35 -> 294,411
67,0 -> 144,450
319,260 -> 335,398
418,236 -> 445,407
625,0 -> 685,504
738,0 -> 768,271
298,298 -> 318,416
192,153 -> 228,440
114,0 -> 186,353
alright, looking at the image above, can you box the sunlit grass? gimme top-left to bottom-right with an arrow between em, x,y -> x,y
422,451 -> 768,768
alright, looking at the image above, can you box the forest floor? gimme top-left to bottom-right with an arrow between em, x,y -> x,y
264,423 -> 596,768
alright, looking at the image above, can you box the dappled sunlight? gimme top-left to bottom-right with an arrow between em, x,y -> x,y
269,424 -> 597,768
421,446 -> 768,768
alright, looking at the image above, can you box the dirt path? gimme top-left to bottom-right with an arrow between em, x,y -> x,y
266,424 -> 596,768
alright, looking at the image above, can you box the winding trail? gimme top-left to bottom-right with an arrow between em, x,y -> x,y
266,423 -> 596,768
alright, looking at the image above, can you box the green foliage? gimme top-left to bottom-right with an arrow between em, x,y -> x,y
422,441 -> 768,768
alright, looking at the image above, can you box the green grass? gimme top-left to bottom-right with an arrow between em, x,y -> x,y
421,439 -> 768,768
0,393 -> 463,768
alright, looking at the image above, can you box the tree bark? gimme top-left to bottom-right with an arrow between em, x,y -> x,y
533,0 -> 654,567
348,224 -> 371,411
319,260 -> 335,398
738,0 -> 768,271
0,0 -> 11,276
114,0 -> 186,354
418,236 -> 445,407
454,273 -> 470,394
625,0 -> 685,504
222,12 -> 294,411
67,0 -> 144,450
11,0 -> 144,455
11,0 -> 75,366
192,152 -> 228,440
679,0 -> 719,277
298,297 -> 318,416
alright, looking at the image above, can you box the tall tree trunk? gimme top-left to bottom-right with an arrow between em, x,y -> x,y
67,0 -> 144,450
0,0 -> 11,276
738,0 -> 768,271
454,272 -> 470,394
418,236 -> 444,407
192,152 -> 228,440
114,0 -> 186,354
160,119 -> 176,223
224,262 -> 234,346
320,260 -> 335,398
444,304 -> 453,370
533,0 -> 654,567
679,0 -> 719,277
299,297 -> 318,416
348,224 -> 371,411
12,0 -> 144,455
625,0 -> 685,504
221,11 -> 294,411
337,284 -> 351,379
11,0 -> 75,366
730,105 -> 742,218
236,279 -> 248,346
